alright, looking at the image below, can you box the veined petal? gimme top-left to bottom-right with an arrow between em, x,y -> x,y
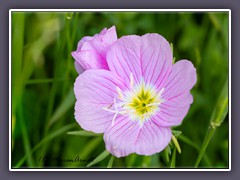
107,35 -> 142,84
153,60 -> 197,126
72,48 -> 107,70
74,69 -> 125,133
141,34 -> 173,86
153,93 -> 193,126
104,116 -> 172,157
107,34 -> 173,86
74,61 -> 84,74
162,60 -> 197,99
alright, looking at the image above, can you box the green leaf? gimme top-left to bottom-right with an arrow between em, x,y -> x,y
210,79 -> 229,129
87,150 -> 110,167
172,130 -> 182,137
67,130 -> 101,137
171,135 -> 181,154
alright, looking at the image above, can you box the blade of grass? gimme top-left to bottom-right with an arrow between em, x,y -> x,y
107,155 -> 115,168
194,79 -> 228,167
26,78 -> 67,84
12,12 -> 25,114
170,148 -> 176,168
142,156 -> 151,167
178,135 -> 211,166
47,89 -> 75,128
14,123 -> 75,168
12,12 -> 25,86
18,99 -> 35,167
164,146 -> 170,163
79,137 -> 103,160
67,130 -> 101,137
208,13 -> 221,32
126,154 -> 137,168
87,150 -> 110,167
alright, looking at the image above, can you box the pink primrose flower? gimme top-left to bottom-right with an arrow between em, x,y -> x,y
71,26 -> 117,73
74,32 -> 197,157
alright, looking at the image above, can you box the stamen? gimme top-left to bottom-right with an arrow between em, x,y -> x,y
130,73 -> 134,88
116,86 -> 123,99
160,98 -> 165,103
113,98 -> 117,111
102,107 -> 117,113
146,102 -> 161,107
107,103 -> 113,109
159,87 -> 165,96
112,112 -> 118,126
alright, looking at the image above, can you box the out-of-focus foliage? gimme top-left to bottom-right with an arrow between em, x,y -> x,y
11,11 -> 229,168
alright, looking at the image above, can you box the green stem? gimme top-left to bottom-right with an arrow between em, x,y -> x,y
170,148 -> 176,168
107,155 -> 115,168
194,79 -> 228,167
194,128 -> 215,167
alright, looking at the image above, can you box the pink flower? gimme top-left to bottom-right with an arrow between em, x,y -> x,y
74,33 -> 197,157
71,26 -> 117,73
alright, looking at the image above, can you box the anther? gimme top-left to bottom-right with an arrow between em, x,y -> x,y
116,86 -> 123,99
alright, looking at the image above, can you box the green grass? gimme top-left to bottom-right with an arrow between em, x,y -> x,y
11,11 -> 229,169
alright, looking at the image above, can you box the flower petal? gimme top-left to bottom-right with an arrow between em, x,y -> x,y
72,47 -> 107,69
107,33 -> 173,86
107,35 -> 142,84
74,69 -> 126,133
74,61 -> 85,74
153,60 -> 197,126
104,116 -> 172,157
162,60 -> 197,100
141,34 -> 172,86
72,26 -> 117,71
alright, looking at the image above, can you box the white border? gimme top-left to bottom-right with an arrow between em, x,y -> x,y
9,9 -> 231,172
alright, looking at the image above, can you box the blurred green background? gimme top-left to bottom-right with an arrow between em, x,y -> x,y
11,11 -> 229,168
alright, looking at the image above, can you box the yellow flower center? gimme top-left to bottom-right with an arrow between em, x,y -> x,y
122,80 -> 164,125
103,73 -> 165,126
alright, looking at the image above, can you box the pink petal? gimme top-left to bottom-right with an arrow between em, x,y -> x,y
107,35 -> 142,84
107,33 -> 172,85
74,59 -> 85,74
72,47 -> 108,69
74,69 -> 125,133
104,116 -> 172,157
72,26 -> 117,71
162,60 -> 197,99
153,60 -> 197,126
141,34 -> 172,86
